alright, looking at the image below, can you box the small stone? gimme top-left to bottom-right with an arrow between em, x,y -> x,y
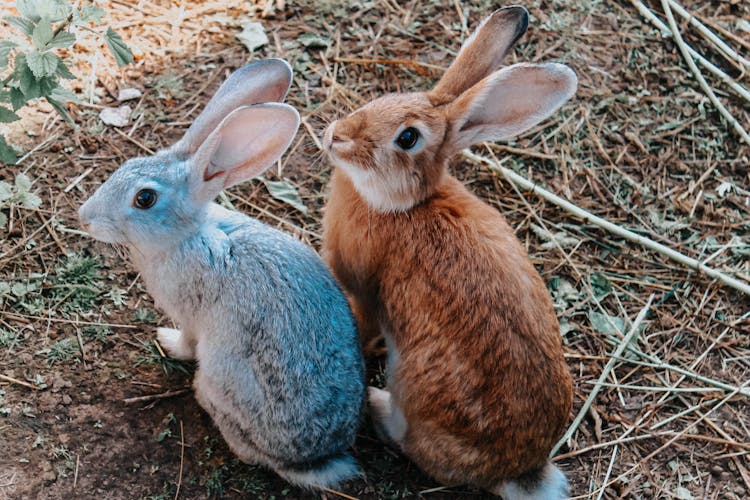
61,395 -> 72,405
117,88 -> 142,101
99,105 -> 132,127
710,464 -> 723,476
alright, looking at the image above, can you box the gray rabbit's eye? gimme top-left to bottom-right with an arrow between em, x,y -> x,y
395,127 -> 419,150
134,189 -> 158,209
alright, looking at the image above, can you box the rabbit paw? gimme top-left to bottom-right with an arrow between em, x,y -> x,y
368,386 -> 407,446
156,328 -> 195,360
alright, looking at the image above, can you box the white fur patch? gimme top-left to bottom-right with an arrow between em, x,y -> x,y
495,463 -> 569,500
368,386 -> 408,445
156,327 -> 195,360
277,453 -> 362,489
334,157 -> 416,213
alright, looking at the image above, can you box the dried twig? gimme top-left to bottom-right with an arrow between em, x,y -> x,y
465,150 -> 750,296
665,0 -> 750,71
0,373 -> 43,390
629,0 -> 750,104
551,294 -> 654,456
659,0 -> 750,146
122,388 -> 191,405
174,419 -> 184,500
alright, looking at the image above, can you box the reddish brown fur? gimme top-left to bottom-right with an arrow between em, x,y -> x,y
323,170 -> 572,487
321,6 -> 575,492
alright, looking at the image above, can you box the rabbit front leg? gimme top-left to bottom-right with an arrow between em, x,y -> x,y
156,327 -> 196,360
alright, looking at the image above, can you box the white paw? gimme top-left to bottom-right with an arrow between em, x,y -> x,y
156,328 -> 194,360
368,386 -> 391,418
368,386 -> 407,445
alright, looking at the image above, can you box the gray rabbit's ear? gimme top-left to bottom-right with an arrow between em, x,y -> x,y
189,103 -> 300,202
174,59 -> 293,156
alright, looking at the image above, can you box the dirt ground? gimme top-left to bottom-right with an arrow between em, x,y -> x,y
1,1 -> 749,499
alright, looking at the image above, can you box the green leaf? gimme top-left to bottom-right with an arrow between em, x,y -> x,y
0,40 -> 16,69
0,106 -> 20,123
258,178 -> 308,214
48,30 -> 76,49
26,50 -> 59,78
49,86 -> 80,104
13,54 -> 42,99
76,4 -> 104,25
17,191 -> 42,209
17,0 -> 70,22
589,272 -> 611,298
56,60 -> 75,79
104,27 -> 133,67
38,76 -> 59,97
4,16 -> 36,37
0,212 -> 7,229
31,19 -> 54,49
46,97 -> 74,125
16,0 -> 40,22
587,310 -> 626,335
0,136 -> 18,165
298,32 -> 331,49
0,181 -> 12,202
10,88 -> 27,110
15,173 -> 32,193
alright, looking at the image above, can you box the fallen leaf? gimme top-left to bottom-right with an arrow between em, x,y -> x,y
236,22 -> 268,52
258,178 -> 307,214
588,310 -> 626,335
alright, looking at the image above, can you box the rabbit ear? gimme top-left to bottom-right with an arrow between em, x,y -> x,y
189,103 -> 300,202
174,59 -> 293,156
430,6 -> 528,103
446,63 -> 577,151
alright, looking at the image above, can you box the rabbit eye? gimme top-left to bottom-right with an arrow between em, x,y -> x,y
134,189 -> 157,209
395,127 -> 419,150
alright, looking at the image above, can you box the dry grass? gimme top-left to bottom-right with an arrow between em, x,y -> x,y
1,0 -> 749,499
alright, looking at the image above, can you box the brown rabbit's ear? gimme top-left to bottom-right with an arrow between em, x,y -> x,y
446,63 -> 577,151
189,103 -> 300,202
430,6 -> 528,103
174,59 -> 293,156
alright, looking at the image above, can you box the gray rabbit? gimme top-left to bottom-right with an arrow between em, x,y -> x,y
78,59 -> 365,489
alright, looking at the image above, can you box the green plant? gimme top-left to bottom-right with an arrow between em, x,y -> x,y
0,0 -> 134,164
0,173 -> 42,228
36,336 -> 79,365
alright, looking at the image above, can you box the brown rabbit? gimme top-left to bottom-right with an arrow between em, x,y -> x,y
321,6 -> 576,498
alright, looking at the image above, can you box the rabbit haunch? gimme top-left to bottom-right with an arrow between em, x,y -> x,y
322,6 -> 575,499
79,59 -> 365,490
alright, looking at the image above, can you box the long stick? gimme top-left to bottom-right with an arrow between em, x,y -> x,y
550,295 -> 654,456
464,151 -> 750,296
659,0 -> 750,146
665,0 -> 750,71
629,0 -> 750,105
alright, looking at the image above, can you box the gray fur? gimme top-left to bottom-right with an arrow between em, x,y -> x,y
78,62 -> 365,489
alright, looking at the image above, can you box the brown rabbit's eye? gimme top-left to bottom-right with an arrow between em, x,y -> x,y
395,127 -> 419,150
134,189 -> 157,209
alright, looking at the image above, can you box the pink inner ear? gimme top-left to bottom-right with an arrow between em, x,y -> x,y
451,63 -> 577,145
195,103 -> 300,190
176,59 -> 293,157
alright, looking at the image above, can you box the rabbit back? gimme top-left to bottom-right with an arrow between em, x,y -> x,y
324,171 -> 572,486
